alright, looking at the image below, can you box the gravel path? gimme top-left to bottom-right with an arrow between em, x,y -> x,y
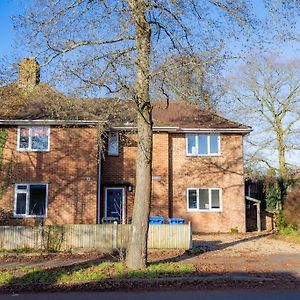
184,233 -> 300,276
193,233 -> 300,257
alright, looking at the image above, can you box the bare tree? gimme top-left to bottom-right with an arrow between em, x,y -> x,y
225,56 -> 300,179
151,52 -> 224,109
11,0 -> 270,269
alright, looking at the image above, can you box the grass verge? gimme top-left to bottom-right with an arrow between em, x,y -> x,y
273,225 -> 300,244
0,262 -> 196,286
0,247 -> 38,254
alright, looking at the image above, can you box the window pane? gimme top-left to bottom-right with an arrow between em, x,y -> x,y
29,185 -> 47,216
188,190 -> 197,209
16,193 -> 26,215
187,134 -> 196,155
211,189 -> 220,209
108,133 -> 119,155
19,128 -> 29,149
199,189 -> 209,209
210,135 -> 219,154
32,136 -> 48,150
16,185 -> 28,190
198,135 -> 208,155
31,127 -> 49,150
106,189 -> 123,222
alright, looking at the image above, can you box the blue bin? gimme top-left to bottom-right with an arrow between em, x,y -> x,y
167,218 -> 185,224
149,216 -> 164,224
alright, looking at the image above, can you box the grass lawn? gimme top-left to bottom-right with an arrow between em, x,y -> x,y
0,262 -> 196,286
272,225 -> 300,244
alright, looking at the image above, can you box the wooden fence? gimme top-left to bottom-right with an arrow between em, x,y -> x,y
0,223 -> 192,251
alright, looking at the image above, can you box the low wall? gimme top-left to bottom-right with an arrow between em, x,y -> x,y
0,223 -> 192,251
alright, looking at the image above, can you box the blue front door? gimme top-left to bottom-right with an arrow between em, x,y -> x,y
106,188 -> 124,223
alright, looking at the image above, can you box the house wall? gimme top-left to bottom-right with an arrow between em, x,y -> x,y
0,127 -> 246,232
101,131 -> 169,222
102,131 -> 246,233
0,126 -> 98,225
170,133 -> 246,233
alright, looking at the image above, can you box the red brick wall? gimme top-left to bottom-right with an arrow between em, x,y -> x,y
101,131 -> 245,232
170,133 -> 246,232
0,127 -> 246,232
0,126 -> 98,225
101,131 -> 169,221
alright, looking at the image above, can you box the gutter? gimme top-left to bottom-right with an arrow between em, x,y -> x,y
0,119 -> 105,126
112,126 -> 252,134
0,120 -> 252,134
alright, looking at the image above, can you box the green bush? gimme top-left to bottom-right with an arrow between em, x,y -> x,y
275,210 -> 287,231
279,224 -> 298,235
230,227 -> 238,234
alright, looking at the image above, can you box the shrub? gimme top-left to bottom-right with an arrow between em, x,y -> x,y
230,227 -> 238,234
41,225 -> 65,252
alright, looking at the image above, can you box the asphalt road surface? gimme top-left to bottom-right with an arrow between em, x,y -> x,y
1,290 -> 300,300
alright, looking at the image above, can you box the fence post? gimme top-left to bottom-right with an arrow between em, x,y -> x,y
188,221 -> 192,249
113,222 -> 118,249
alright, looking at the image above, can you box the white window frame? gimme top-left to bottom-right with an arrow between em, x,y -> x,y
186,134 -> 220,156
17,126 -> 50,152
186,187 -> 222,212
13,183 -> 48,218
104,187 -> 126,224
108,132 -> 119,156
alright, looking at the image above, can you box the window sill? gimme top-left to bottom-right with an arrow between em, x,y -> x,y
187,209 -> 223,213
17,149 -> 50,153
12,215 -> 47,219
186,154 -> 221,157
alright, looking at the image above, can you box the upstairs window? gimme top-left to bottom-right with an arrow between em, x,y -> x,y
14,183 -> 48,217
187,188 -> 222,211
108,132 -> 119,156
18,127 -> 50,151
186,134 -> 220,156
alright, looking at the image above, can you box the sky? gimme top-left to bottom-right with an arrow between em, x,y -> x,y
0,0 -> 22,57
1,1 -> 300,68
0,1 -> 297,57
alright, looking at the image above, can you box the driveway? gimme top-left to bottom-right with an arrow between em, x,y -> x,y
185,233 -> 300,276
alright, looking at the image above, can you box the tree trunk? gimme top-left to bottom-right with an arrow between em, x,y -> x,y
126,0 -> 152,269
275,126 -> 287,180
278,145 -> 287,180
275,124 -> 287,211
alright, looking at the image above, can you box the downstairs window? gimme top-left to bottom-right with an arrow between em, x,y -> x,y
187,188 -> 221,211
14,184 -> 48,217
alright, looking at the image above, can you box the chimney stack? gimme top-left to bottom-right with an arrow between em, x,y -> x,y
18,57 -> 40,87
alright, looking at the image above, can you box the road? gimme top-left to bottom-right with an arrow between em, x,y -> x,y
1,290 -> 300,300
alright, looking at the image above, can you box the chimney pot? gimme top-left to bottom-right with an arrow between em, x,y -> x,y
18,57 -> 40,87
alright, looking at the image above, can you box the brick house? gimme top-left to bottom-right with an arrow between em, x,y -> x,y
0,58 -> 251,232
